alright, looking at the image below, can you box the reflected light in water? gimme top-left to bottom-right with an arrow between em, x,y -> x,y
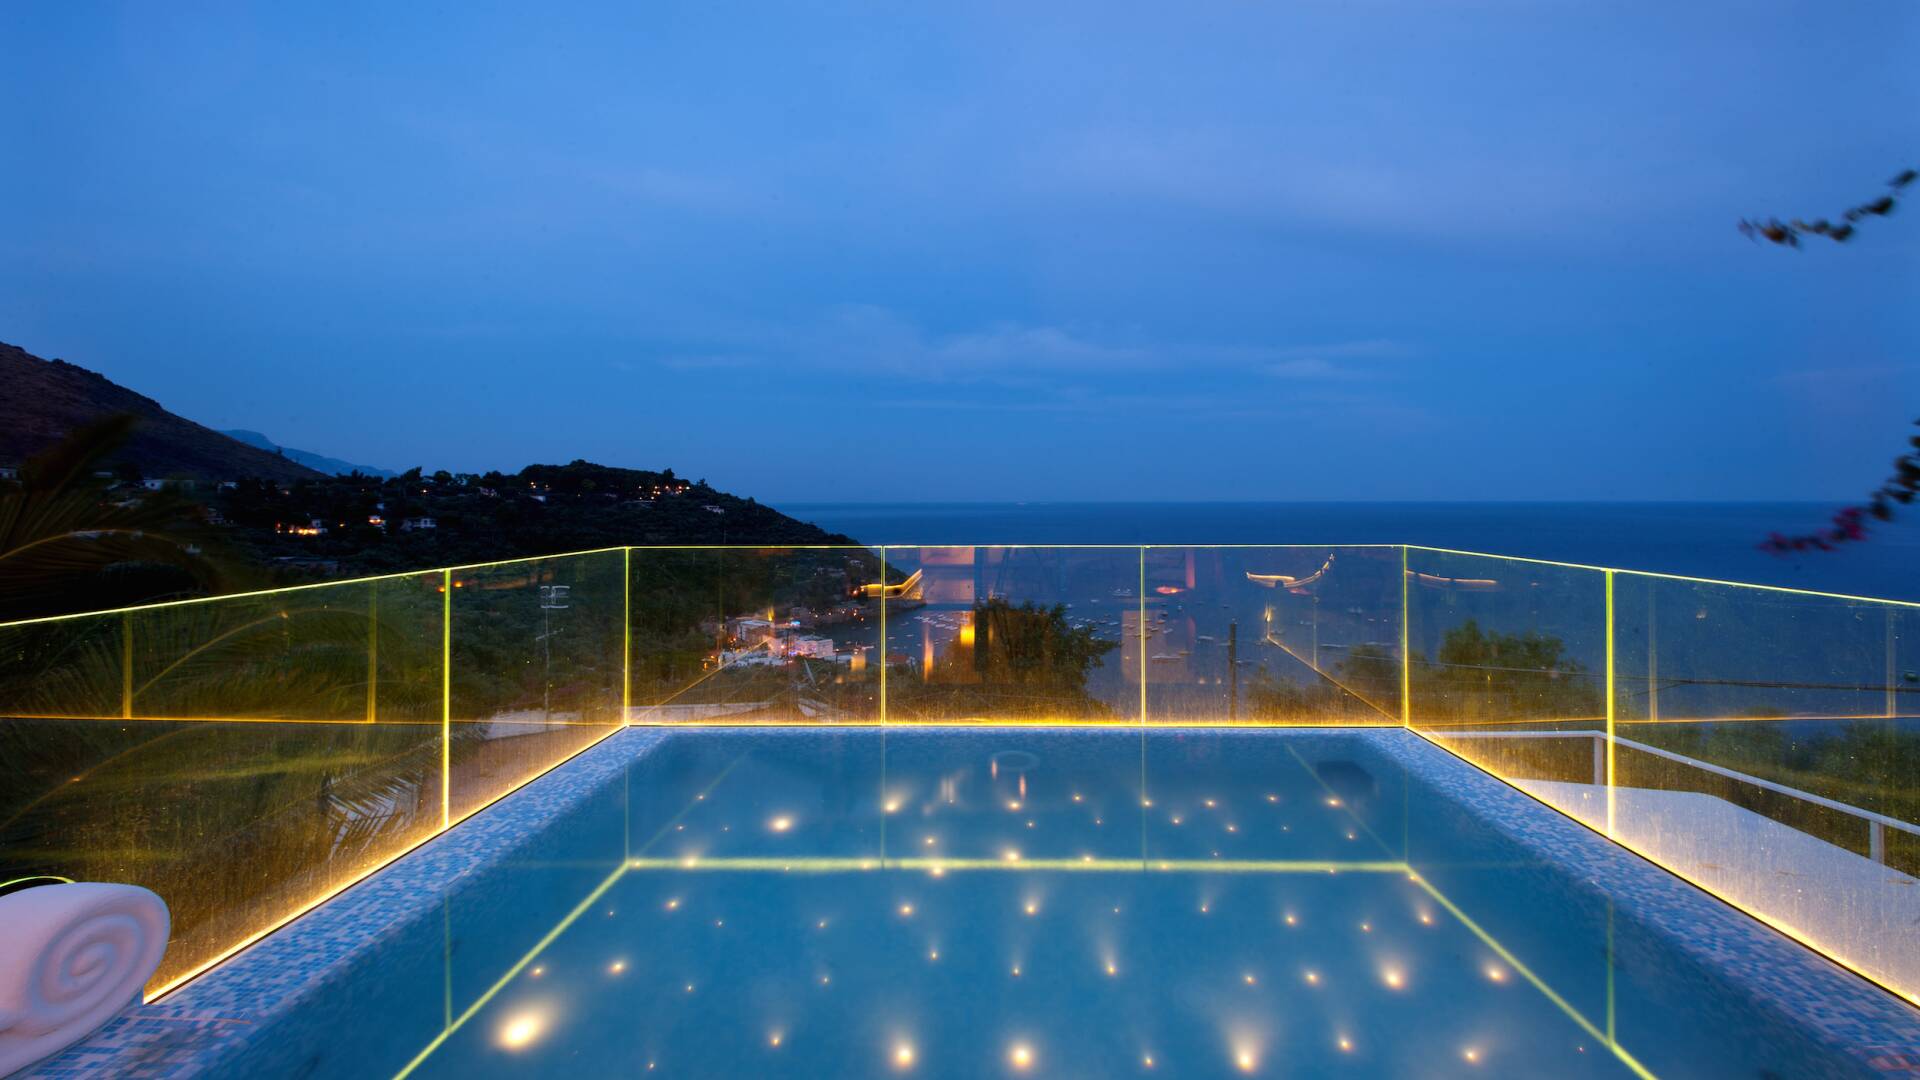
1382,966 -> 1406,990
768,815 -> 793,832
892,1041 -> 915,1069
1009,1042 -> 1034,1070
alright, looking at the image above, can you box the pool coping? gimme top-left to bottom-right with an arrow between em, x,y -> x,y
25,725 -> 1920,1078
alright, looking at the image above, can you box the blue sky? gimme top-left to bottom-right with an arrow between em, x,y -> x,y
3,2 -> 1917,502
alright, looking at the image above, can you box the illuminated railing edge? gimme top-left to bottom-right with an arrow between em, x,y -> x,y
0,543 -> 1417,632
1405,544 -> 1920,610
7,541 -> 1917,631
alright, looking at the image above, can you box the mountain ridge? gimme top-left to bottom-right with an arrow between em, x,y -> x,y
0,342 -> 322,482
221,428 -> 396,478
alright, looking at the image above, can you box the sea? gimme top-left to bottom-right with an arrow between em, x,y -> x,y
779,502 -> 1920,603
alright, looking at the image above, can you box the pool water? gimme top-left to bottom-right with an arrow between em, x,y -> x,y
271,730 -> 1874,1078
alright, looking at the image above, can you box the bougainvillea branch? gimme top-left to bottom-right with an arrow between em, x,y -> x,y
1761,419 -> 1920,554
1742,166 -> 1915,554
1738,168 -> 1914,248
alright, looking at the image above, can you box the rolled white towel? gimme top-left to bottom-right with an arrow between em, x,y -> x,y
0,882 -> 169,1078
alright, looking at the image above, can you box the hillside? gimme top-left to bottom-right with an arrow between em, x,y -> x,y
0,341 -> 321,482
0,343 -> 859,619
214,459 -> 859,577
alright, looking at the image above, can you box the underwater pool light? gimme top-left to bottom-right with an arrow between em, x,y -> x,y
498,1011 -> 545,1050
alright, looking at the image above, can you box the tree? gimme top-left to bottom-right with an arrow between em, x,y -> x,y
0,415 -> 230,621
897,598 -> 1120,718
1414,620 -> 1601,721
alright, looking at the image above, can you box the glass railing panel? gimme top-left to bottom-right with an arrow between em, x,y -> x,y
0,573 -> 448,997
127,580 -> 377,721
446,551 -> 626,823
627,546 -> 884,725
879,546 -> 1141,724
1143,546 -> 1402,725
0,714 -> 451,997
0,610 -> 124,718
1405,549 -> 1609,831
1609,574 -> 1920,1004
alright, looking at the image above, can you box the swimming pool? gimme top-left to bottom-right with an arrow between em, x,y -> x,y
116,726 -> 1914,1080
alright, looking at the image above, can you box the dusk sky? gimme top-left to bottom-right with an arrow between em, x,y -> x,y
4,2 -> 1917,503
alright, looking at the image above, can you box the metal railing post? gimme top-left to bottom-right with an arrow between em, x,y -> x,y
1400,546 -> 1411,729
1604,570 -> 1616,839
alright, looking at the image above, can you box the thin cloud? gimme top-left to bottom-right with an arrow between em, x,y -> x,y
646,305 -> 1413,383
